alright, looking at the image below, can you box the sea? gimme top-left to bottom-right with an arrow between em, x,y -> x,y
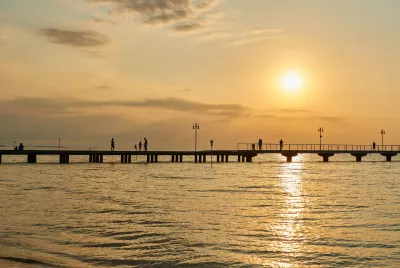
0,154 -> 399,267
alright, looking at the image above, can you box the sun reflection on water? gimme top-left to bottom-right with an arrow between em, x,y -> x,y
272,159 -> 307,266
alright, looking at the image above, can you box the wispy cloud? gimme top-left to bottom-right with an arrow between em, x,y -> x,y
86,0 -> 222,32
40,28 -> 111,47
0,97 -> 342,121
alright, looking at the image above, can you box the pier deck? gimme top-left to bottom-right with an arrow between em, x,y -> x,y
0,144 -> 399,164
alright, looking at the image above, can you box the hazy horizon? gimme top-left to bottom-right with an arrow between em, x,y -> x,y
1,0 -> 399,150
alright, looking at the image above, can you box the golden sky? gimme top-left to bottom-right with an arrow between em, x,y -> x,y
0,0 -> 399,149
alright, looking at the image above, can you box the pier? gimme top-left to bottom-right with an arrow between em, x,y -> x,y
0,144 -> 399,164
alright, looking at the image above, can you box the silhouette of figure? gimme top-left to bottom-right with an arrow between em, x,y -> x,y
19,143 -> 24,151
134,144 -> 137,151
139,141 -> 142,151
144,138 -> 148,152
14,146 -> 18,151
373,141 -> 376,150
258,139 -> 263,151
279,139 -> 284,150
111,138 -> 115,151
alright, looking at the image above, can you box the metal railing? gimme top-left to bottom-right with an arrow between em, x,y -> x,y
237,143 -> 400,152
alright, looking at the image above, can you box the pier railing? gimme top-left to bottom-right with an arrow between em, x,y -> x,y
237,143 -> 400,152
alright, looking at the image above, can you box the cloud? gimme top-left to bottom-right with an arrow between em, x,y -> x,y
230,27 -> 286,47
0,97 -> 248,118
174,21 -> 203,32
86,0 -> 221,32
0,97 -> 342,122
40,28 -> 111,47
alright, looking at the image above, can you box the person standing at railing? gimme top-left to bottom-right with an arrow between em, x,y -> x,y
373,141 -> 376,150
258,139 -> 263,151
279,139 -> 284,150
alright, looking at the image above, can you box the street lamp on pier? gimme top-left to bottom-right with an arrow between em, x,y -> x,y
318,127 -> 324,150
193,123 -> 200,152
381,129 -> 385,146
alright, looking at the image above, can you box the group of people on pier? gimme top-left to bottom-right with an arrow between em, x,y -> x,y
111,138 -> 148,151
255,139 -> 284,151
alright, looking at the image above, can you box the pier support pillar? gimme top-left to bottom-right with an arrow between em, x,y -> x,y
225,155 -> 229,163
180,155 -> 183,162
351,153 -> 368,162
318,153 -> 335,162
60,154 -> 70,164
246,156 -> 253,163
199,155 -> 202,163
242,155 -> 245,163
237,155 -> 240,162
203,155 -> 206,163
0,154 -> 2,164
121,155 -> 124,163
151,155 -> 154,163
381,153 -> 397,162
221,155 -> 225,163
195,155 -> 198,163
217,155 -> 220,163
89,155 -> 93,163
171,155 -> 175,163
128,155 -> 131,163
282,153 -> 298,163
147,155 -> 150,163
100,155 -> 104,163
27,154 -> 37,164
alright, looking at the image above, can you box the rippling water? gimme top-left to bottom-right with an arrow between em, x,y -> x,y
1,154 -> 399,267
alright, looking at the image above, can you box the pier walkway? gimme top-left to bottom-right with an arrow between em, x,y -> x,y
0,144 -> 399,164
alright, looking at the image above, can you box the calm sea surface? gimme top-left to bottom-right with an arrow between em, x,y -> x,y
1,154 -> 399,267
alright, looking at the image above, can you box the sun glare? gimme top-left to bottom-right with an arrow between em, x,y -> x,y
281,71 -> 303,92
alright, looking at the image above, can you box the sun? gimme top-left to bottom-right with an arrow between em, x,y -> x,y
281,71 -> 303,92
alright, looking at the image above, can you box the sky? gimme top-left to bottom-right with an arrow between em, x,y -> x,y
0,0 -> 399,150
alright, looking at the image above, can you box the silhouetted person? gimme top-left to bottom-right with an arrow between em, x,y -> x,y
373,141 -> 376,150
111,138 -> 115,151
139,141 -> 142,151
258,139 -> 263,150
19,143 -> 24,151
279,139 -> 284,150
144,138 -> 148,152
134,144 -> 137,151
14,146 -> 18,151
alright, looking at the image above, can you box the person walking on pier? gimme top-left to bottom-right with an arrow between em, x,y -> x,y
279,139 -> 284,150
111,138 -> 115,151
144,138 -> 148,152
139,141 -> 142,151
258,139 -> 263,151
373,141 -> 376,150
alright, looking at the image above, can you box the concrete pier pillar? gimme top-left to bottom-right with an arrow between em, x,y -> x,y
180,155 -> 183,162
217,155 -> 220,163
238,155 -> 241,162
381,153 -> 397,162
128,155 -> 131,163
151,155 -> 154,163
100,155 -> 104,163
221,155 -> 225,162
27,154 -> 37,164
195,155 -> 198,163
199,155 -> 202,163
147,155 -> 150,163
171,155 -> 175,162
282,153 -> 298,163
351,153 -> 368,162
0,154 -> 2,164
121,155 -> 124,163
89,155 -> 93,163
246,156 -> 252,163
203,155 -> 206,163
318,153 -> 335,162
242,155 -> 246,162
225,155 -> 229,162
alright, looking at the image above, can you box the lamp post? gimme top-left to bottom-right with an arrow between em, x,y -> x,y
58,138 -> 61,151
318,127 -> 324,150
193,123 -> 200,152
381,129 -> 385,147
210,140 -> 214,166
